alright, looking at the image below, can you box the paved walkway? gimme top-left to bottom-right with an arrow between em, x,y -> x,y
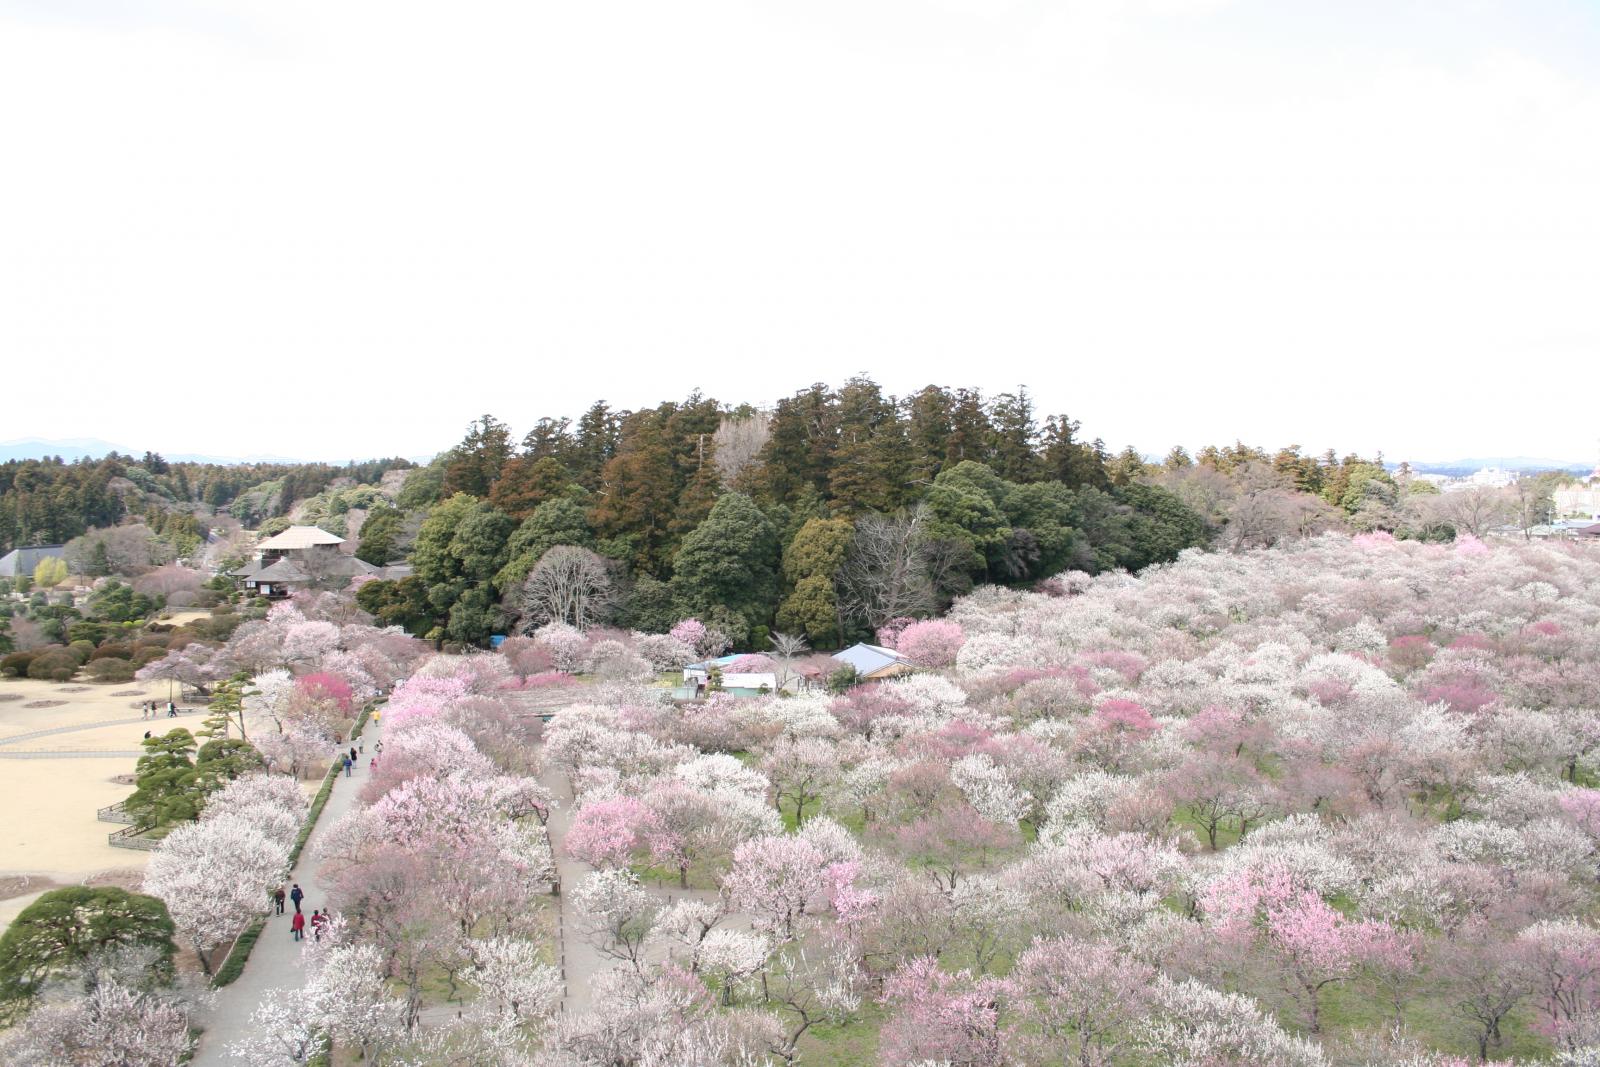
538,760 -> 604,1014
189,723 -> 380,1066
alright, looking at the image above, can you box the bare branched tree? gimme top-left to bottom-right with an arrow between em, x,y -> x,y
769,631 -> 809,689
1224,463 -> 1338,550
712,412 -> 772,490
837,507 -> 937,628
518,546 -> 615,631
1418,486 -> 1518,538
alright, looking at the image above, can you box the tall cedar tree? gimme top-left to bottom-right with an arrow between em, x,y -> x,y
444,415 -> 514,498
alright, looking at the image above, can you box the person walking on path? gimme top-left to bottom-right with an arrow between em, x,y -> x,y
273,887 -> 285,915
290,883 -> 303,914
310,910 -> 326,942
290,911 -> 305,942
349,746 -> 357,765
342,755 -> 352,778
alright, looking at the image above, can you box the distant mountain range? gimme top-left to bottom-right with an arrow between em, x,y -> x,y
0,437 -> 382,466
1397,457 -> 1594,476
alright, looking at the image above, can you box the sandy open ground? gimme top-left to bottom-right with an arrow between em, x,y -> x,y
0,676 -> 202,885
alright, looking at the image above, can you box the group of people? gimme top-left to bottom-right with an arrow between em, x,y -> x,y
274,882 -> 329,942
139,700 -> 177,720
339,738 -> 384,778
268,716 -> 384,944
341,740 -> 378,777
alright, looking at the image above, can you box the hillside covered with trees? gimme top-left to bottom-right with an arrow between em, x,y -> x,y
356,379 -> 1214,648
0,454 -> 414,554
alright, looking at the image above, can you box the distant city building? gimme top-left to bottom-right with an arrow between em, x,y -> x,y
1553,483 -> 1600,521
1488,520 -> 1600,540
1434,467 -> 1519,493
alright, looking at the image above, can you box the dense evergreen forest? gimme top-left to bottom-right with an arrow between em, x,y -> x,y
356,379 -> 1211,649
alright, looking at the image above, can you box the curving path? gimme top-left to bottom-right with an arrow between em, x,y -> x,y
188,722 -> 379,1066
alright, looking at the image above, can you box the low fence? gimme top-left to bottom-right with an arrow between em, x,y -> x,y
108,824 -> 159,851
96,801 -> 135,825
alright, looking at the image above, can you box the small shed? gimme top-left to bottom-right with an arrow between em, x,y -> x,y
832,642 -> 916,681
681,655 -> 781,697
682,654 -> 742,685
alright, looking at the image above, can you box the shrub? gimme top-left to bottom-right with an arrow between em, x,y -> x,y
91,643 -> 134,661
26,649 -> 78,681
133,646 -> 170,667
87,658 -> 137,683
828,665 -> 860,694
67,640 -> 96,665
0,651 -> 35,677
66,621 -> 114,646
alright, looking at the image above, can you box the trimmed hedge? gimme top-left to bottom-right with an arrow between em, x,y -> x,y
212,917 -> 265,988
289,764 -> 340,867
350,699 -> 378,740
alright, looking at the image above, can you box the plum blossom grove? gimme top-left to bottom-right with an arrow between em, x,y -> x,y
524,535 -> 1600,1066
49,534 -> 1600,1065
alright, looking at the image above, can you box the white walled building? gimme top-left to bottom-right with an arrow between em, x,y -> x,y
1554,483 -> 1600,521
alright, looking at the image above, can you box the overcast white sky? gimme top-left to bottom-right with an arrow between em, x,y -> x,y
1,0 -> 1596,465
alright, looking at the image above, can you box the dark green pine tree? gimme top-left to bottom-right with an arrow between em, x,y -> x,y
443,414 -> 514,498
1041,414 -> 1110,490
905,385 -> 954,484
572,402 -> 622,491
988,388 -> 1043,483
754,383 -> 837,508
945,387 -> 994,466
828,376 -> 902,514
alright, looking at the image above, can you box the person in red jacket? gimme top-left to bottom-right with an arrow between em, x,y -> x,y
310,909 -> 327,942
291,911 -> 305,941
